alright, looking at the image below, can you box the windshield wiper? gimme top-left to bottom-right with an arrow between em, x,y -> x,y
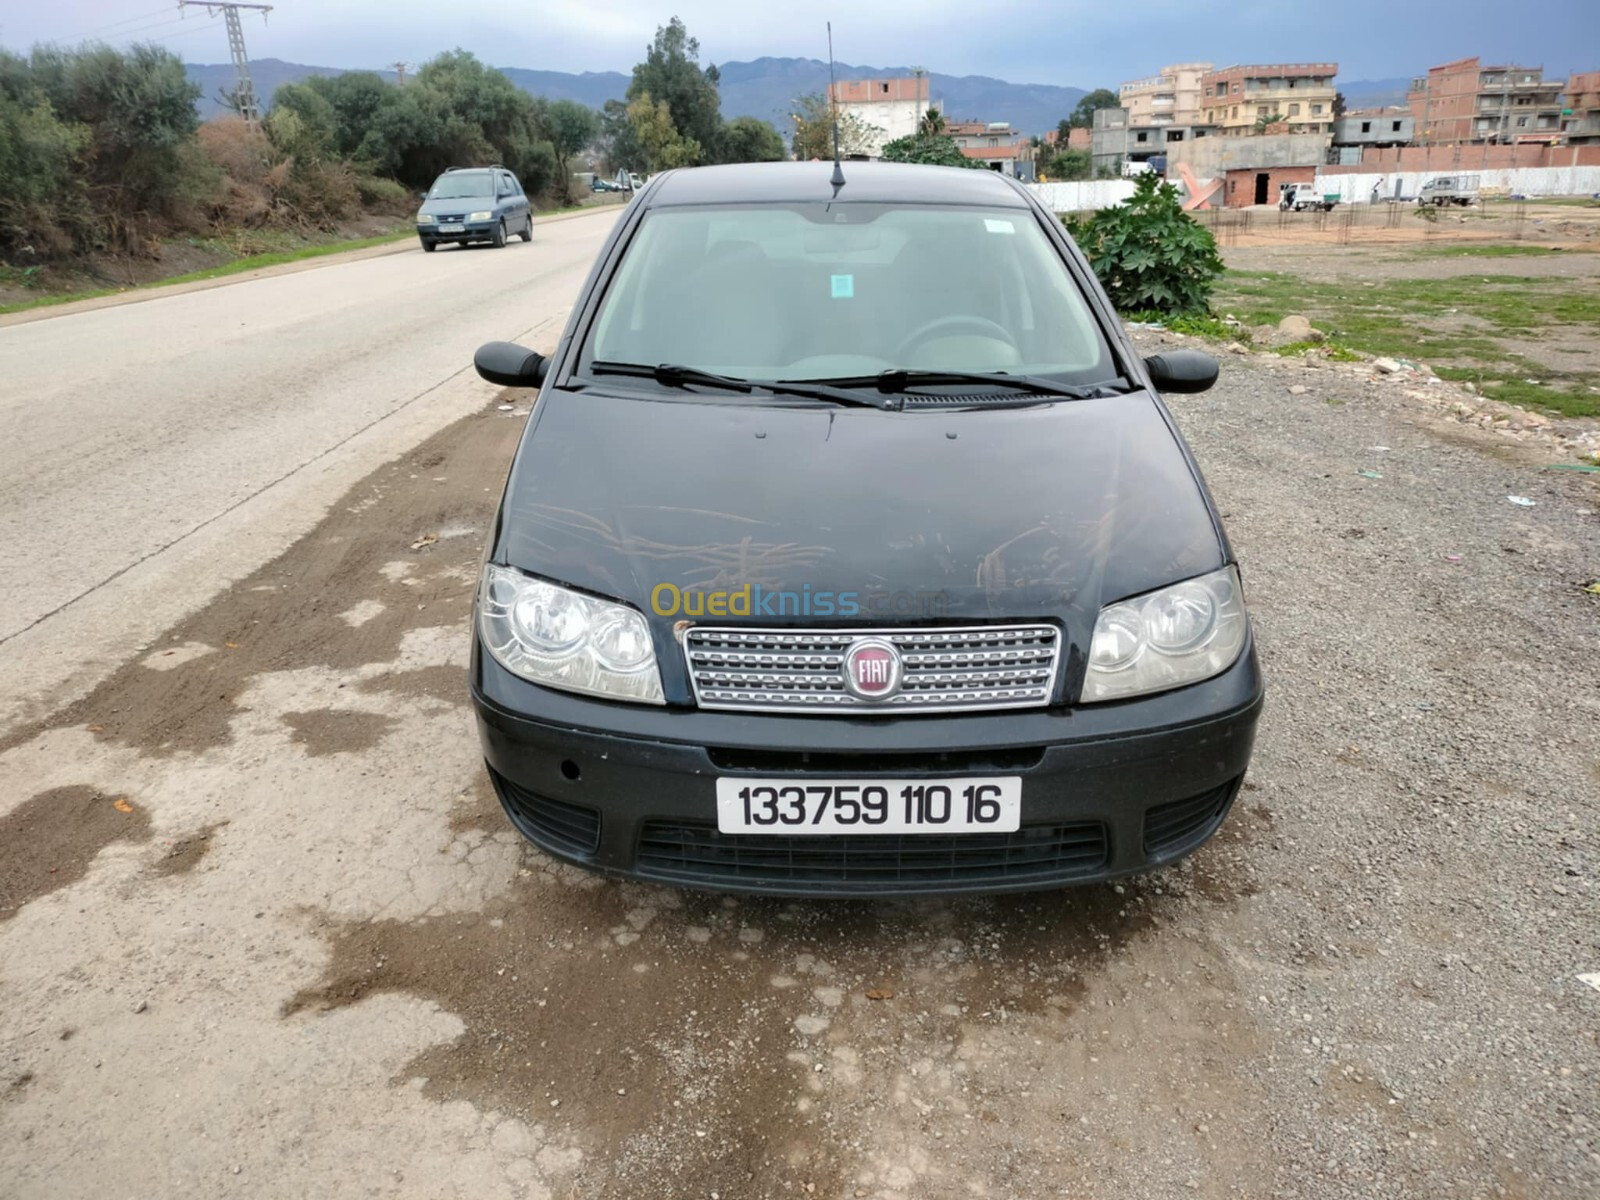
586,361 -> 898,409
855,369 -> 1134,399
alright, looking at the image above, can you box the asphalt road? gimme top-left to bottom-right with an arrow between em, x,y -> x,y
2,234 -> 1598,1200
0,210 -> 619,732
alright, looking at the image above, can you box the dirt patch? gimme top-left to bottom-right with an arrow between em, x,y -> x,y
150,822 -> 228,878
283,710 -> 398,757
0,785 -> 151,920
0,408 -> 518,763
281,827 -> 1258,1198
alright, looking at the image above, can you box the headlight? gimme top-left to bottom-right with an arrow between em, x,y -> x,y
478,565 -> 664,704
1081,566 -> 1247,702
469,210 -> 493,222
416,212 -> 436,224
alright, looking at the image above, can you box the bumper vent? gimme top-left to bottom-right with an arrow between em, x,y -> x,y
1142,781 -> 1237,857
635,821 -> 1107,891
490,772 -> 601,857
684,624 -> 1061,715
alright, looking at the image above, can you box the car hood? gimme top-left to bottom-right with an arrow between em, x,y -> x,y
419,196 -> 493,215
494,387 -> 1224,645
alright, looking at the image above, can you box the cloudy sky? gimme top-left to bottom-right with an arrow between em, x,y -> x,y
2,1 -> 1595,86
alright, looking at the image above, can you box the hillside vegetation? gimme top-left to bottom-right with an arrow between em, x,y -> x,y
1,21 -> 790,273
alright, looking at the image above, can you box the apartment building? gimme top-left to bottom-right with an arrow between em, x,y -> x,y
1199,64 -> 1338,135
1562,71 -> 1600,145
1090,107 -> 1212,174
947,120 -> 1035,178
1407,57 -> 1564,144
828,76 -> 933,157
1119,62 -> 1212,126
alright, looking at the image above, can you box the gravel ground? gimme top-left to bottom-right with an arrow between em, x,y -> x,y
2,336 -> 1597,1199
1144,330 -> 1600,1198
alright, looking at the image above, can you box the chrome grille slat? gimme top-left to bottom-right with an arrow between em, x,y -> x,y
684,623 -> 1062,716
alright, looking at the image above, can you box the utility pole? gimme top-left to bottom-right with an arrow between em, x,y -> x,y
179,2 -> 273,126
391,62 -> 410,87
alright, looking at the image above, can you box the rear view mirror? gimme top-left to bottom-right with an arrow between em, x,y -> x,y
1143,350 -> 1219,394
475,342 -> 548,388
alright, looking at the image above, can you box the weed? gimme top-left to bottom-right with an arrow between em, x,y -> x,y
1270,340 -> 1362,362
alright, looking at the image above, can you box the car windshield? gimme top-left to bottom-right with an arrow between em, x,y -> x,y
430,174 -> 495,199
583,203 -> 1116,385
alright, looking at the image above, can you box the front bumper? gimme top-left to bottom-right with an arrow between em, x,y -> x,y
471,638 -> 1263,897
417,220 -> 497,243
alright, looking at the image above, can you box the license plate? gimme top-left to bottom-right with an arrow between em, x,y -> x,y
438,223 -> 465,233
715,777 -> 1021,835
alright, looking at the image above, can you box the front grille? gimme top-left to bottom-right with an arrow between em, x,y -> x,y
491,772 -> 601,857
635,821 -> 1107,890
706,745 -> 1046,773
1142,780 -> 1236,857
684,624 -> 1062,715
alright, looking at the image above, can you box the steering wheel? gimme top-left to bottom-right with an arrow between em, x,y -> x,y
895,315 -> 1019,361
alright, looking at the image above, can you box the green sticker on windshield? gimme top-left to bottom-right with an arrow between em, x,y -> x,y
831,274 -> 854,299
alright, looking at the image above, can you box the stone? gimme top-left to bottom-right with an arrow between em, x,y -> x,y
1372,357 -> 1403,375
1225,342 -> 1249,355
1288,385 -> 1309,396
1276,315 -> 1314,341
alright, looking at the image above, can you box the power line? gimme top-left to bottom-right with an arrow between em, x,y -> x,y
177,3 -> 272,125
82,12 -> 198,43
73,6 -> 177,40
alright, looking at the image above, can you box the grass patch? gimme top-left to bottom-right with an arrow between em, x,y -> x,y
1212,265 -> 1600,417
0,228 -> 414,316
1431,366 -> 1600,419
1409,243 -> 1562,259
1121,310 -> 1234,339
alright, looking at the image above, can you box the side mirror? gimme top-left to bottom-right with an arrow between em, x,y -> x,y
418,191 -> 428,201
475,342 -> 548,388
1143,349 -> 1219,394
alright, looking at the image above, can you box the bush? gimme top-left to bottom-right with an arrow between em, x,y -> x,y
1065,173 -> 1223,316
354,173 -> 411,211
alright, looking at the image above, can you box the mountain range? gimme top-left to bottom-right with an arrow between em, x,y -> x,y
186,56 -> 1087,135
184,57 -> 1424,136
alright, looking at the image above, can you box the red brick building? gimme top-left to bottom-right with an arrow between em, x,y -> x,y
1407,57 -> 1565,144
1564,71 -> 1600,145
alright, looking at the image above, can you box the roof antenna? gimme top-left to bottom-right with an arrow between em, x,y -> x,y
827,22 -> 845,187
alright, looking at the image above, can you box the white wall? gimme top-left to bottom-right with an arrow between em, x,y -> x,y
1026,180 -> 1139,212
1315,166 -> 1600,203
837,99 -> 923,157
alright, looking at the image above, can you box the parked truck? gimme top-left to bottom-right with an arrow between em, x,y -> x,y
1418,175 -> 1480,206
1278,182 -> 1338,212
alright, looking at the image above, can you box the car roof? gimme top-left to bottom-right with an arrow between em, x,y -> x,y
644,161 -> 1030,209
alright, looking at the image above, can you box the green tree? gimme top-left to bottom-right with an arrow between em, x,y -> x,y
1069,87 -> 1119,129
879,130 -> 975,168
918,107 -> 946,136
27,42 -> 201,217
1064,172 -> 1222,316
600,97 -> 644,175
627,92 -> 700,171
0,56 -> 92,255
1045,147 -> 1092,181
545,98 -> 601,201
788,92 -> 879,160
716,115 -> 784,164
1254,110 -> 1285,132
626,17 -> 721,165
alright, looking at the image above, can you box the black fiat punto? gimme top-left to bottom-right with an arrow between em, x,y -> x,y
468,161 -> 1263,896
